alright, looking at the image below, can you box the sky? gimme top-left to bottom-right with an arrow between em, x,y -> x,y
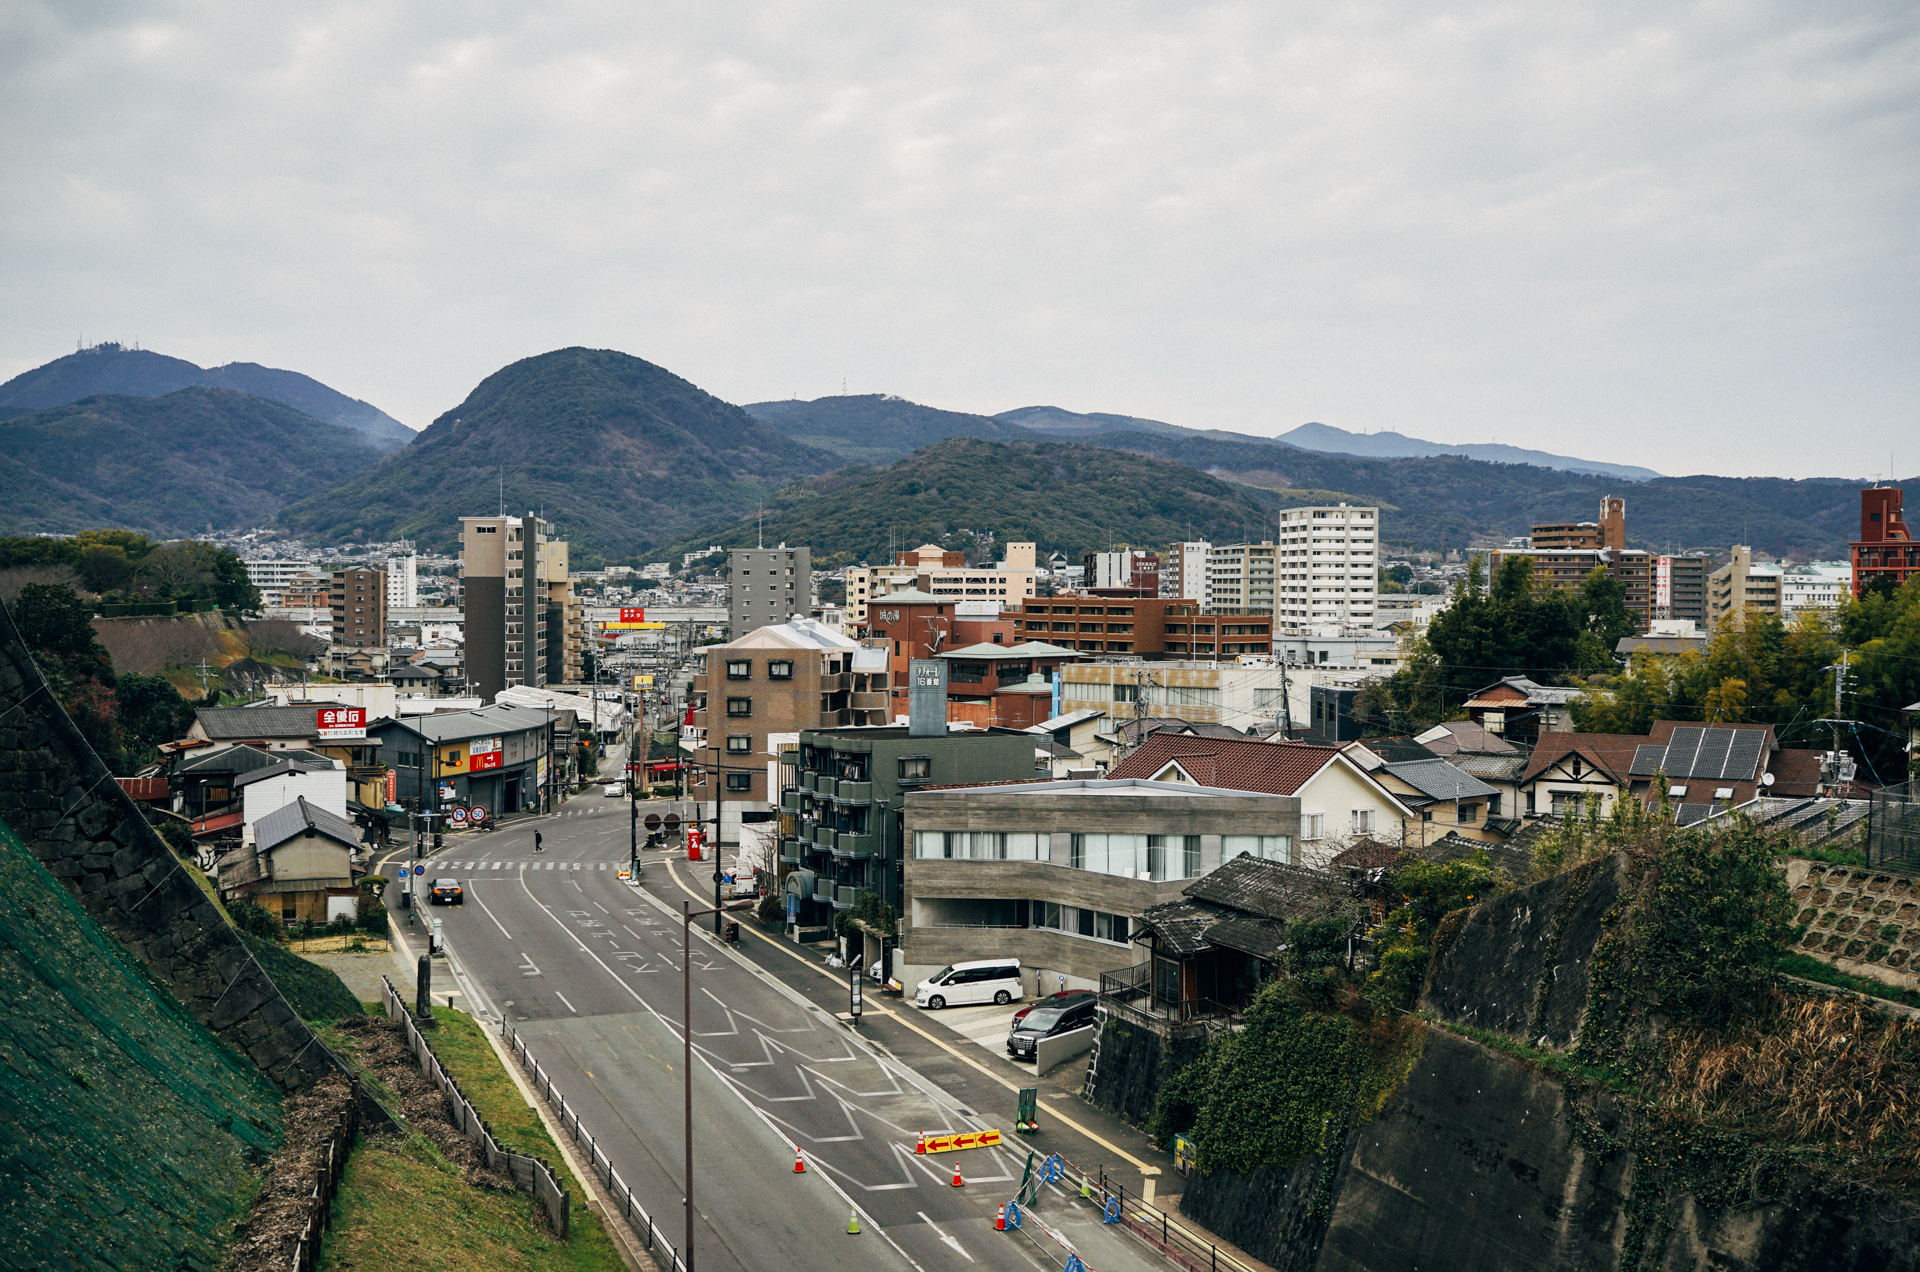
2,1 -> 1916,479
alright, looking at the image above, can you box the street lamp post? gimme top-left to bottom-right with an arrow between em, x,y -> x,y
680,896 -> 754,1272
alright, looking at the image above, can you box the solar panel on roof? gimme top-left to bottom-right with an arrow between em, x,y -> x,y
1722,731 -> 1765,781
1694,729 -> 1736,781
1629,744 -> 1666,776
1666,726 -> 1707,778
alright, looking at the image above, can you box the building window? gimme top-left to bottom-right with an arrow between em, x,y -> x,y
726,735 -> 752,754
768,660 -> 794,680
1351,809 -> 1375,835
899,756 -> 931,781
1223,834 -> 1294,864
1302,813 -> 1326,840
726,660 -> 751,680
726,697 -> 752,717
726,773 -> 752,792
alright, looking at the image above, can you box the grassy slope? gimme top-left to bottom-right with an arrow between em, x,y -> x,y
318,1005 -> 624,1272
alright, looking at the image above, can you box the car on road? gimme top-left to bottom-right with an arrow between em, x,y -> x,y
1007,995 -> 1098,1062
429,878 -> 464,905
603,783 -> 623,797
914,958 -> 1022,1009
1011,988 -> 1097,1025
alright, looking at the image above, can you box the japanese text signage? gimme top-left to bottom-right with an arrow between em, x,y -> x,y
619,607 -> 647,623
315,707 -> 367,740
468,736 -> 503,772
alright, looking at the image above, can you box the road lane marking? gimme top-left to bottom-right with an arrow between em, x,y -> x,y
554,990 -> 578,1014
916,1211 -> 976,1263
657,857 -> 1159,1176
470,887 -> 516,939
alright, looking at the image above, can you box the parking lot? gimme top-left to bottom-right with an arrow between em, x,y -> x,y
917,998 -> 1025,1062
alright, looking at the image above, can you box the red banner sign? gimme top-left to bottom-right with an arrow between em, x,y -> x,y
469,749 -> 502,772
619,606 -> 647,623
384,769 -> 397,803
316,706 -> 367,740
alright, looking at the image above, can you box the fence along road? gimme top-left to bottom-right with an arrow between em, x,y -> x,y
419,790 -> 1161,1272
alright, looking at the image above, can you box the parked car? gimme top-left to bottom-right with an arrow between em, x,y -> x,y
914,958 -> 1022,1009
1007,995 -> 1099,1061
1011,989 -> 1096,1025
429,878 -> 464,905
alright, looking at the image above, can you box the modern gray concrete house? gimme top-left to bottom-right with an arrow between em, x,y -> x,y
896,777 -> 1300,997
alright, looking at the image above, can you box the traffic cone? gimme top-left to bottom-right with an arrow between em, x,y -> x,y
994,1204 -> 1006,1231
914,1131 -> 927,1154
847,1209 -> 861,1235
951,1164 -> 965,1188
793,1150 -> 806,1174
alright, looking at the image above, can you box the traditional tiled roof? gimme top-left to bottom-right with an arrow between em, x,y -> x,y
1328,838 -> 1406,872
1410,831 -> 1533,882
174,744 -> 332,776
254,796 -> 362,853
1450,752 -> 1528,783
1381,759 -> 1500,804
194,705 -> 342,741
234,758 -> 338,789
1413,720 -> 1521,756
1355,736 -> 1442,764
1519,731 -> 1648,785
1137,855 -> 1364,959
1110,732 -> 1337,796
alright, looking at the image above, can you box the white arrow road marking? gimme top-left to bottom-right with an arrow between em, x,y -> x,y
916,1212 -> 976,1262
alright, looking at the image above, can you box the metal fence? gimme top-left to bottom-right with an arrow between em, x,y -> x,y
378,978 -> 571,1239
284,1094 -> 361,1272
1867,778 -> 1920,871
502,1021 -> 689,1272
1009,1150 -> 1259,1272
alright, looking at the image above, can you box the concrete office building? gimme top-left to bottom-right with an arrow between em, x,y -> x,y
728,545 -> 811,636
382,552 -> 420,609
459,514 -> 585,701
845,542 -> 1038,627
897,779 -> 1299,994
244,558 -> 315,606
1083,549 -> 1160,595
1275,504 -> 1379,626
1656,554 -> 1710,624
328,567 -> 386,648
1204,542 -> 1278,614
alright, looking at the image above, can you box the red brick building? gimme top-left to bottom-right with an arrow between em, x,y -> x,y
1852,486 -> 1919,597
1009,596 -> 1273,659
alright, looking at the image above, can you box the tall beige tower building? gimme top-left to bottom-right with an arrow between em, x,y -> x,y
459,514 -> 585,700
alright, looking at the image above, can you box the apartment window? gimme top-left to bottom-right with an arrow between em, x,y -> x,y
899,756 -> 931,781
726,660 -> 751,680
768,660 -> 795,680
726,734 -> 752,754
726,773 -> 752,792
726,697 -> 752,717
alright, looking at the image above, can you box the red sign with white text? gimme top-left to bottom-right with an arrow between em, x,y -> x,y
316,707 -> 367,740
469,749 -> 502,772
619,607 -> 647,624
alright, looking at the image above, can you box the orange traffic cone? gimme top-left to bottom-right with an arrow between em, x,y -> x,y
914,1131 -> 927,1155
994,1204 -> 1006,1231
793,1150 -> 807,1174
951,1164 -> 964,1188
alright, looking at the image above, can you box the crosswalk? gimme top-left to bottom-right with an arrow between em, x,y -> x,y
435,860 -> 621,871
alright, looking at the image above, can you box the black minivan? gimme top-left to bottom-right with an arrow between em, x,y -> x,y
1006,995 -> 1098,1061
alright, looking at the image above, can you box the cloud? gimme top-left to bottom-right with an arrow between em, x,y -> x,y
1,0 -> 1915,479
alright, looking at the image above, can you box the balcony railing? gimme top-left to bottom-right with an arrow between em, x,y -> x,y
779,837 -> 804,865
812,879 -> 835,903
832,885 -> 861,908
831,831 -> 875,860
835,779 -> 872,803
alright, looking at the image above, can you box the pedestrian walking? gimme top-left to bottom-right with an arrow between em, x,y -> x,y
534,831 -> 544,853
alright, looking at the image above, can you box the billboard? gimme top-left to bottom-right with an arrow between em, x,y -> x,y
316,706 -> 367,740
468,736 -> 503,772
619,606 -> 647,624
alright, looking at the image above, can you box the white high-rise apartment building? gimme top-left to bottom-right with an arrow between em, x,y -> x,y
1275,504 -> 1379,625
1161,541 -> 1212,600
383,553 -> 420,609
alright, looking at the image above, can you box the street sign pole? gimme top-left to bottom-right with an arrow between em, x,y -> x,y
849,965 -> 863,1027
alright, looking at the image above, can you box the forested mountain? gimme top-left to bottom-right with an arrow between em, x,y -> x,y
0,389 -> 384,537
991,404 -> 1188,437
659,437 -> 1285,565
278,348 -> 839,562
745,394 -> 1030,464
0,343 -> 413,449
1275,421 -> 1662,481
1081,431 -> 1865,558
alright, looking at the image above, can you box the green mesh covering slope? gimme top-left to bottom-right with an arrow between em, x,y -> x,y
0,819 -> 284,1271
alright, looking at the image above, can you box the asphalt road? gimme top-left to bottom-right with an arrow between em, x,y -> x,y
392,789 -> 1158,1272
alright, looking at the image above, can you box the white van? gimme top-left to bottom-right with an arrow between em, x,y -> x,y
914,959 -> 1023,1009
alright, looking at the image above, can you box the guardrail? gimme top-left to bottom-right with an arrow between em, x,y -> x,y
501,1021 -> 689,1272
378,978 -> 571,1239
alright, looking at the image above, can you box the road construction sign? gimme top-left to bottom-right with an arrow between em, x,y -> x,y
921,1129 -> 1002,1154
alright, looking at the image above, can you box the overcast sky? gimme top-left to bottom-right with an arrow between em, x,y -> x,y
3,1 -> 1915,479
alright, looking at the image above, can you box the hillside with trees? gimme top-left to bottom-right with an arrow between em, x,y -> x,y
279,347 -> 840,562
659,436 -> 1286,566
745,394 -> 1031,464
0,390 -> 386,539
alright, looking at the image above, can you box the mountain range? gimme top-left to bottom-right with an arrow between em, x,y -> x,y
0,344 -> 414,450
0,389 -> 385,537
0,343 -> 1886,564
1274,421 -> 1662,482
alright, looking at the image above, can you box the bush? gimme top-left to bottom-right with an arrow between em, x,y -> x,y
228,899 -> 284,943
755,890 -> 783,924
356,891 -> 390,936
